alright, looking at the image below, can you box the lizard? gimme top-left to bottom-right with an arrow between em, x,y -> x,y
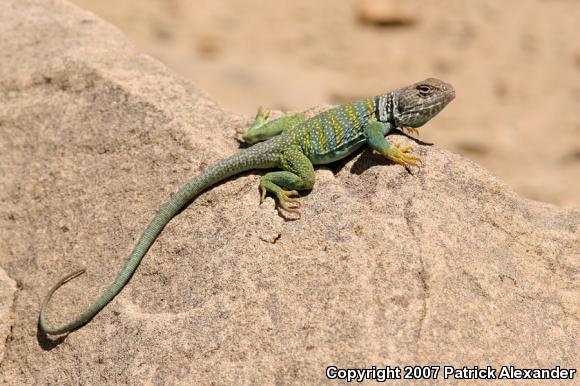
39,78 -> 455,335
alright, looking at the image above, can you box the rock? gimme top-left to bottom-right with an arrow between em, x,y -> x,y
357,0 -> 416,27
0,268 -> 17,364
0,0 -> 578,384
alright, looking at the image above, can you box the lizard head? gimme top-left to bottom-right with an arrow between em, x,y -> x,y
386,78 -> 455,129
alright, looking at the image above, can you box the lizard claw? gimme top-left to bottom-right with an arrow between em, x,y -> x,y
260,187 -> 302,213
277,189 -> 301,213
401,126 -> 420,137
260,185 -> 267,203
255,106 -> 270,121
237,106 -> 272,143
383,144 -> 422,167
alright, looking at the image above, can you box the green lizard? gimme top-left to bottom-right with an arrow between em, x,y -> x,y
39,78 -> 455,335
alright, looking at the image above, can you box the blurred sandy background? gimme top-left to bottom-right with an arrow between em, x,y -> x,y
70,0 -> 580,207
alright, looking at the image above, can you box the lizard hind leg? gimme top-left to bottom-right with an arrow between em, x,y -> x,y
259,148 -> 315,215
238,109 -> 305,144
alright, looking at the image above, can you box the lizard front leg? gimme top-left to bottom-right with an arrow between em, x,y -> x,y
365,121 -> 421,167
238,108 -> 305,144
259,147 -> 315,214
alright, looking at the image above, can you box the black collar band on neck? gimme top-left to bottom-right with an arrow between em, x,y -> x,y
374,96 -> 382,121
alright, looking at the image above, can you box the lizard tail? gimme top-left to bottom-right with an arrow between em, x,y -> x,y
39,141 -> 279,335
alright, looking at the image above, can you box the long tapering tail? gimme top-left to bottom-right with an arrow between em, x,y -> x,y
39,142 -> 279,335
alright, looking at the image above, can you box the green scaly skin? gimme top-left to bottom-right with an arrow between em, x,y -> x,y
39,78 -> 455,335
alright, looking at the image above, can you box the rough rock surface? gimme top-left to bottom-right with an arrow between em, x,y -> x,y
0,0 -> 578,384
0,268 -> 17,365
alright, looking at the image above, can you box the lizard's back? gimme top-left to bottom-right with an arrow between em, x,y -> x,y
282,98 -> 377,165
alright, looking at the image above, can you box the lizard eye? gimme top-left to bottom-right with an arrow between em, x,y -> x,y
416,85 -> 431,96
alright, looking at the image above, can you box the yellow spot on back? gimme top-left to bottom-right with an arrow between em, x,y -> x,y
291,127 -> 299,146
313,117 -> 324,151
301,124 -> 313,155
346,104 -> 357,124
365,98 -> 375,113
329,112 -> 343,149
318,119 -> 328,153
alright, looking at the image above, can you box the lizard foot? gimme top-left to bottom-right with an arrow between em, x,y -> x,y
401,126 -> 420,137
260,186 -> 301,213
255,106 -> 271,121
236,106 -> 272,143
383,144 -> 422,167
236,107 -> 271,136
276,189 -> 301,213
